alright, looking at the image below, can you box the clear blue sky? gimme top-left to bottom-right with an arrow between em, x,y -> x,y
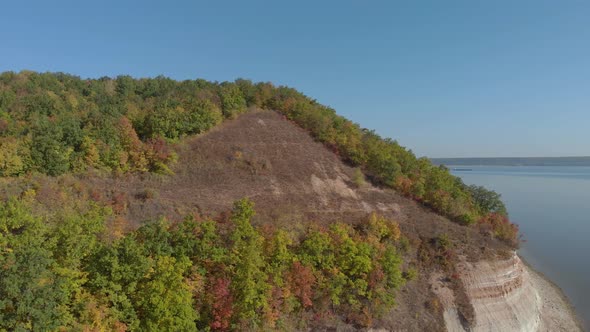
1,0 -> 589,157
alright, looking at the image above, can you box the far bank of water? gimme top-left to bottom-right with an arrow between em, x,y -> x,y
450,166 -> 590,329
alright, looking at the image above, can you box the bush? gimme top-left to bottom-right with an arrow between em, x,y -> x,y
352,167 -> 365,188
403,267 -> 418,281
478,213 -> 519,247
136,188 -> 158,201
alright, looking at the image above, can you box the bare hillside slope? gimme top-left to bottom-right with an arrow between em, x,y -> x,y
73,110 -> 578,331
80,110 -> 504,330
93,110 -> 494,250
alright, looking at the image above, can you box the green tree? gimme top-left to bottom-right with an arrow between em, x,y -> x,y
30,120 -> 72,175
0,138 -> 28,176
183,99 -> 223,135
134,255 -> 198,331
0,199 -> 70,331
299,229 -> 335,270
468,185 -> 507,216
219,83 -> 247,118
84,235 -> 151,330
264,229 -> 293,286
135,218 -> 174,257
51,204 -> 109,269
171,217 -> 226,271
229,199 -> 269,325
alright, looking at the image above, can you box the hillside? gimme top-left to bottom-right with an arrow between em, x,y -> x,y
0,72 -> 580,331
87,110 -> 514,329
1,109 -> 500,330
86,110 -> 494,236
0,71 -> 518,243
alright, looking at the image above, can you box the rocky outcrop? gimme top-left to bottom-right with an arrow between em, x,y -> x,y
433,254 -> 582,332
459,254 -> 541,331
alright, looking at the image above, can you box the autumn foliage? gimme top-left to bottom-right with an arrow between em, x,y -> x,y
289,261 -> 315,309
0,197 -> 406,330
478,212 -> 519,246
209,277 -> 233,331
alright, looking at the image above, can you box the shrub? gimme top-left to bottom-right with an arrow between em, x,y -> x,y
478,213 -> 519,247
403,267 -> 418,281
352,167 -> 365,188
136,188 -> 158,201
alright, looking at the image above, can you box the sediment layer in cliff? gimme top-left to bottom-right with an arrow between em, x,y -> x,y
433,253 -> 581,332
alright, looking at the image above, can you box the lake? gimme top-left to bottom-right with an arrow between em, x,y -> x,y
450,166 -> 590,328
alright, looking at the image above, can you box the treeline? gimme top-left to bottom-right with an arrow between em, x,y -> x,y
0,71 -> 245,176
0,71 -> 517,244
0,198 -> 407,331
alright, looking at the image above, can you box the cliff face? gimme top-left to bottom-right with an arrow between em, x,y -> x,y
460,254 -> 540,332
434,254 -> 581,332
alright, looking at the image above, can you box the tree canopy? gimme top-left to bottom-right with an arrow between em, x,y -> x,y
0,198 -> 407,331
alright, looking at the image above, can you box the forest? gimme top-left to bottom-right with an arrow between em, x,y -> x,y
0,71 -> 518,330
1,195 -> 408,331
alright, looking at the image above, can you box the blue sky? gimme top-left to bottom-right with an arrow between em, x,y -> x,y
1,0 -> 589,157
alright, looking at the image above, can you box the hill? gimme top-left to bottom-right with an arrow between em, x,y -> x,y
3,109 -> 502,330
1,71 -> 578,331
0,71 -> 512,234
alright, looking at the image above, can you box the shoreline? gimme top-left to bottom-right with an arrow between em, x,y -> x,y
519,255 -> 586,331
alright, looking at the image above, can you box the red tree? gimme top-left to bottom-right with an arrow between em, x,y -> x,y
210,277 -> 233,331
289,261 -> 315,309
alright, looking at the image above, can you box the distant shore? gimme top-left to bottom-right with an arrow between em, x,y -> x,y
520,256 -> 586,331
431,156 -> 590,167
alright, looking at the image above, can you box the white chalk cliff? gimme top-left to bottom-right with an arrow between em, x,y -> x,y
432,253 -> 581,332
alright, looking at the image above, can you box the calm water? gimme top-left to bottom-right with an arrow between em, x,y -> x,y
451,166 -> 590,327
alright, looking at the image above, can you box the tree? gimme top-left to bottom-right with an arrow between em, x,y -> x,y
84,236 -> 151,330
30,121 -> 72,175
170,217 -> 226,270
144,137 -> 176,174
208,277 -> 233,331
0,137 -> 28,176
51,203 -> 108,269
135,218 -> 174,257
78,136 -> 101,170
183,99 -> 223,135
219,83 -> 247,118
288,261 -> 315,309
229,199 -> 268,325
478,213 -> 519,246
330,224 -> 373,308
115,75 -> 136,97
118,116 -> 148,172
468,185 -> 508,216
0,199 -> 70,331
265,229 -> 293,286
142,102 -> 184,140
134,255 -> 198,331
